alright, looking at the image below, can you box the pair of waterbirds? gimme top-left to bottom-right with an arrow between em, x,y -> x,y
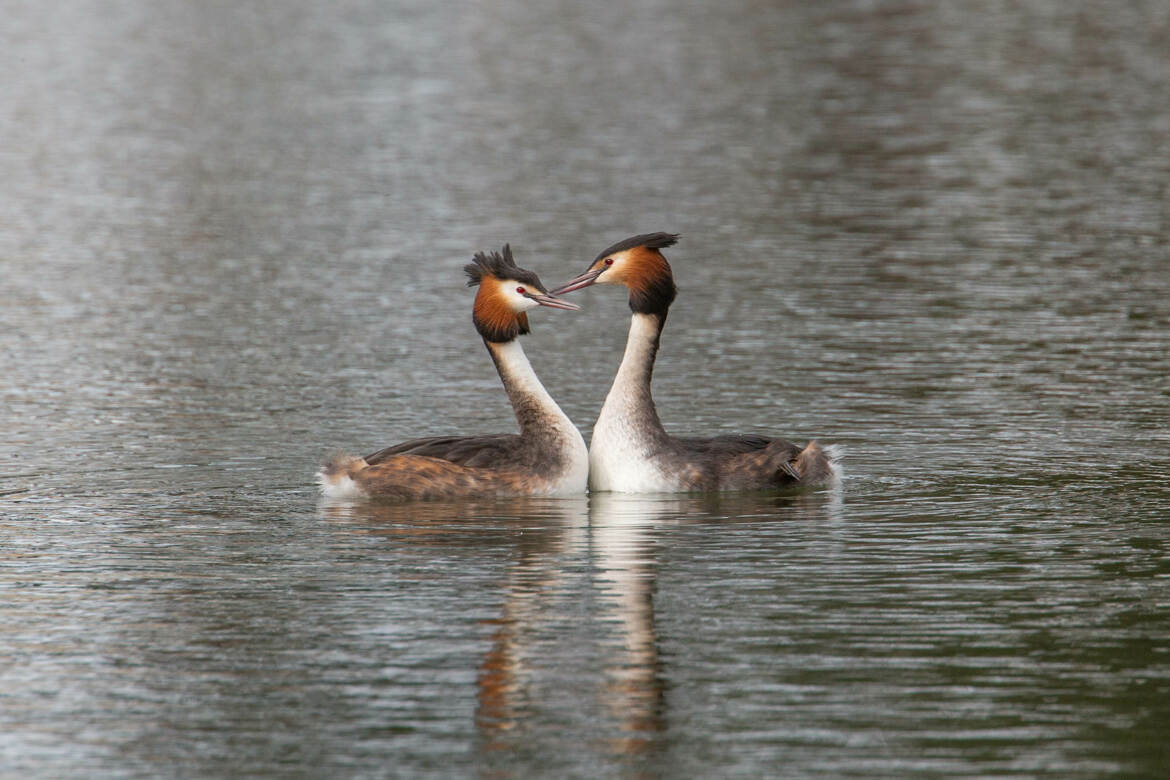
318,233 -> 836,501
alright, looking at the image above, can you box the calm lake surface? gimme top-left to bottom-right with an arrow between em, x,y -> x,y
3,0 -> 1169,776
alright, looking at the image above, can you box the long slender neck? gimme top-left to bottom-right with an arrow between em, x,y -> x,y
486,339 -> 575,440
600,312 -> 668,435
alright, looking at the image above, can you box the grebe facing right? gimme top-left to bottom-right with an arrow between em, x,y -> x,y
318,245 -> 589,501
551,233 -> 838,493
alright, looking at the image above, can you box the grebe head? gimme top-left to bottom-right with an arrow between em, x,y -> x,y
551,232 -> 678,316
464,244 -> 580,343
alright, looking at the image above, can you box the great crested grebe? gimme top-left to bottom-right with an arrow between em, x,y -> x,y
317,246 -> 589,500
551,233 -> 838,493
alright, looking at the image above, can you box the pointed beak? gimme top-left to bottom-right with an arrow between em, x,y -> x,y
527,291 -> 581,311
549,267 -> 604,296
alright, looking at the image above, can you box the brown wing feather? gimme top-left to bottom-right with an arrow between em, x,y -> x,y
354,454 -> 526,501
364,434 -> 522,469
674,434 -> 775,456
668,434 -> 810,490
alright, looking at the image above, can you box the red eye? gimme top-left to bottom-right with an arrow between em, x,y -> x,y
604,258 -> 614,266
516,286 -> 526,294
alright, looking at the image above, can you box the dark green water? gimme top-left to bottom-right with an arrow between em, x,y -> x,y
3,1 -> 1169,776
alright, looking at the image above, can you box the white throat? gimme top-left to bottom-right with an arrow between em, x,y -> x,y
490,339 -> 589,493
608,313 -> 661,409
491,341 -> 568,423
589,314 -> 673,492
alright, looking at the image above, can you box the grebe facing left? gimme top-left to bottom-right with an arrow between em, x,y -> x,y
551,233 -> 838,494
317,246 -> 588,501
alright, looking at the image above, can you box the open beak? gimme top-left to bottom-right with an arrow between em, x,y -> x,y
527,292 -> 581,311
549,267 -> 604,296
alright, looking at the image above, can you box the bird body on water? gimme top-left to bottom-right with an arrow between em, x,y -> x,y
552,233 -> 838,493
317,246 -> 588,501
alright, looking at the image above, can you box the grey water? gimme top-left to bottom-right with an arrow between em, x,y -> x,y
2,0 -> 1169,776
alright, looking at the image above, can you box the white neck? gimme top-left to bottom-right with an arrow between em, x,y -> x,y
598,313 -> 665,428
588,314 -> 676,491
488,339 -> 584,446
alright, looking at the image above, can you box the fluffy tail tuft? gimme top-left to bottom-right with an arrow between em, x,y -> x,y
795,441 -> 842,487
316,454 -> 369,499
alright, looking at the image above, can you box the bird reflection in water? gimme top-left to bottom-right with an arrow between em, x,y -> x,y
318,489 -> 841,760
470,498 -> 589,743
588,493 -> 671,755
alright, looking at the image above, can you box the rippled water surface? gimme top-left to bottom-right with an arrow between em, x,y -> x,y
3,1 -> 1169,777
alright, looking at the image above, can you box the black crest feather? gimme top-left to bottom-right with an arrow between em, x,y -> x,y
464,244 -> 547,292
593,232 -> 679,263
